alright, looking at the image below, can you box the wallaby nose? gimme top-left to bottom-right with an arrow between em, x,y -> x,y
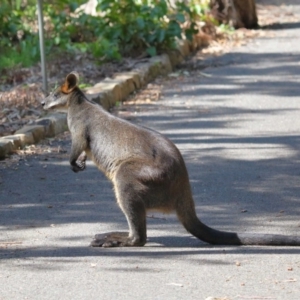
41,101 -> 45,107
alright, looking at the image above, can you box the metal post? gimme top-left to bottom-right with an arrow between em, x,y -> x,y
37,0 -> 48,92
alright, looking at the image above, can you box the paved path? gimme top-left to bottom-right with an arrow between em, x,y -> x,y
1,2 -> 300,300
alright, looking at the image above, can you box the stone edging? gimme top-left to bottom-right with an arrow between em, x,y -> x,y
0,39 -> 201,159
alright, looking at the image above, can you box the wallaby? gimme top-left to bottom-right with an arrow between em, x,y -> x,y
42,72 -> 300,247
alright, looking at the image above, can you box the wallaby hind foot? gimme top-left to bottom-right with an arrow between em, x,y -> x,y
91,232 -> 146,248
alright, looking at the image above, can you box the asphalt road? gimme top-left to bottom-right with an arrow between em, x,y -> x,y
1,4 -> 300,300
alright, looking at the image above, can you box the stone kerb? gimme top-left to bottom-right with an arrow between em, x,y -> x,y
0,113 -> 68,159
85,54 -> 173,109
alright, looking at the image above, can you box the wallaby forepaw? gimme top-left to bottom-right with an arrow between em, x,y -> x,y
71,160 -> 86,173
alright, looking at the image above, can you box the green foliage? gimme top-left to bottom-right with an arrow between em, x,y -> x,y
0,0 -> 211,72
96,0 -> 199,57
0,1 -> 40,70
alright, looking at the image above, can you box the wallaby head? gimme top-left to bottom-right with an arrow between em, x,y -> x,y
42,72 -> 79,111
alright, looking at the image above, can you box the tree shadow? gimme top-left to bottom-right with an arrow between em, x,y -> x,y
1,115 -> 300,260
257,0 -> 300,6
176,51 -> 300,100
260,22 -> 300,30
1,31 -> 300,260
1,236 -> 300,264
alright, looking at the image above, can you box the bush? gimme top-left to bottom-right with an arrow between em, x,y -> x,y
0,0 -> 210,71
95,0 -> 201,57
0,1 -> 40,69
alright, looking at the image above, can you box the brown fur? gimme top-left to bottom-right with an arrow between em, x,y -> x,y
42,72 -> 300,247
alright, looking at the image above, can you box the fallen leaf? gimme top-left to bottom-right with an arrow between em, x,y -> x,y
205,297 -> 230,300
166,283 -> 183,287
283,278 -> 297,282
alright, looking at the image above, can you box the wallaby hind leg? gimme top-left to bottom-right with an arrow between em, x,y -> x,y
91,162 -> 147,247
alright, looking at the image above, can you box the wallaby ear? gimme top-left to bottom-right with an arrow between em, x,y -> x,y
61,72 -> 79,93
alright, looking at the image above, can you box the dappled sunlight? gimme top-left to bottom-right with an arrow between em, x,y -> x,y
163,52 -> 300,100
1,240 -> 300,263
2,19 -> 300,259
243,173 -> 300,200
214,143 -> 297,161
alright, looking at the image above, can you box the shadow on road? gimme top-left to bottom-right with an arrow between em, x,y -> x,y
261,22 -> 300,30
1,240 -> 300,264
1,38 -> 300,260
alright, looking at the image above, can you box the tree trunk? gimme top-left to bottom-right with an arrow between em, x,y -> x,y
210,0 -> 258,29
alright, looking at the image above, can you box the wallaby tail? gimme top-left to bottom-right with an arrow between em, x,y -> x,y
176,196 -> 300,246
